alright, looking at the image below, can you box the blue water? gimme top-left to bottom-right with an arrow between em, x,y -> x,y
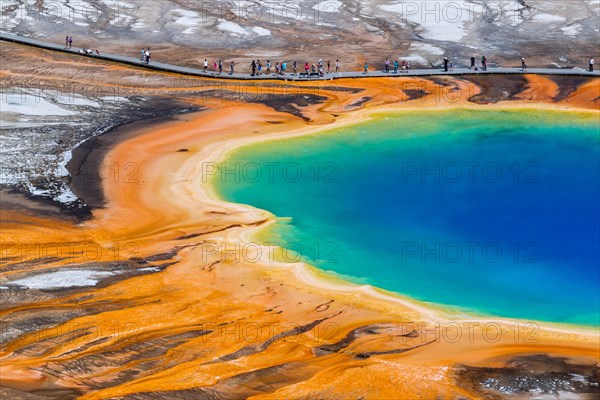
215,109 -> 600,325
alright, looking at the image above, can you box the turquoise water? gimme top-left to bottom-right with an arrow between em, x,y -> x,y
214,109 -> 600,325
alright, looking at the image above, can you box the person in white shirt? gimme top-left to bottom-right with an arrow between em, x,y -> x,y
203,59 -> 208,72
589,58 -> 595,72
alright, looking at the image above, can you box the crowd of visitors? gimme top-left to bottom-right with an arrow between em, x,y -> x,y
133,53 -> 600,77
60,35 -> 597,77
207,57 -> 415,77
204,55 -> 596,77
246,58 -> 341,77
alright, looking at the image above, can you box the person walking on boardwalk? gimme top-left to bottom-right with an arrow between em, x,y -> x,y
304,62 -> 310,75
65,35 -> 69,48
145,48 -> 151,64
282,61 -> 287,75
68,36 -> 73,48
521,57 -> 527,71
393,59 -> 398,74
266,60 -> 271,75
327,60 -> 331,73
406,61 -> 410,72
293,61 -> 297,75
335,59 -> 340,73
213,60 -> 217,74
218,60 -> 223,75
482,56 -> 487,71
257,60 -> 263,75
589,57 -> 595,72
251,60 -> 256,76
471,56 -> 475,70
444,57 -> 449,72
141,48 -> 146,61
385,57 -> 390,73
230,60 -> 235,75
203,59 -> 208,72
363,62 -> 369,74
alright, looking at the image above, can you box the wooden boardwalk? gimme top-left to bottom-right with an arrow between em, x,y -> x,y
2,32 -> 599,81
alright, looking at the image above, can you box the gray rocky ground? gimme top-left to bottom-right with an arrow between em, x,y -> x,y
0,90 -> 193,217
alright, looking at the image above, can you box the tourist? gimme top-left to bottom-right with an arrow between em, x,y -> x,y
266,60 -> 271,75
311,63 -> 316,73
471,56 -> 475,70
218,60 -> 223,75
257,60 -> 262,75
521,57 -> 527,71
203,59 -> 208,72
213,60 -> 217,74
363,62 -> 369,74
319,64 -> 324,76
145,48 -> 151,64
230,60 -> 235,75
251,60 -> 256,76
275,61 -> 280,75
406,61 -> 410,72
393,59 -> 398,74
281,61 -> 287,75
141,48 -> 146,61
327,60 -> 331,73
65,35 -> 69,48
293,61 -> 297,75
304,62 -> 310,74
444,57 -> 449,72
68,36 -> 72,48
335,59 -> 340,73
589,57 -> 595,72
482,56 -> 487,71
385,57 -> 390,73
401,60 -> 406,73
